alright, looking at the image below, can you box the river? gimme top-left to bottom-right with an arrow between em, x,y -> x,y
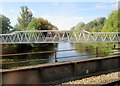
2,43 -> 112,69
56,43 -> 94,62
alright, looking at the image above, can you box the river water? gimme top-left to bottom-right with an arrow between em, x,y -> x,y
29,43 -> 95,63
3,43 -> 112,69
56,43 -> 94,62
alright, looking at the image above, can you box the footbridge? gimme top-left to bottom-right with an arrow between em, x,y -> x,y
0,30 -> 120,44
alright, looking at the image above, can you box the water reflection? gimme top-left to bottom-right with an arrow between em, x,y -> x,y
2,44 -> 56,69
56,43 -> 95,62
2,42 -> 113,69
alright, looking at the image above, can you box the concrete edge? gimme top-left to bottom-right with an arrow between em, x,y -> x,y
1,54 -> 120,73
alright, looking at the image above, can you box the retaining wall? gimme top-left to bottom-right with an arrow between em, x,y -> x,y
2,55 -> 120,84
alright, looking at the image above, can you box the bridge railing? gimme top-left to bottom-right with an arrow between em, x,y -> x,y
0,30 -> 120,43
1,45 -> 119,67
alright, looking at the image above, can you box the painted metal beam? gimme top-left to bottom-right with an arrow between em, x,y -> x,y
0,30 -> 120,44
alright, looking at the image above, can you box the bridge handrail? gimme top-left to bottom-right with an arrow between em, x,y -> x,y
0,30 -> 78,35
0,30 -> 120,35
90,32 -> 120,34
0,30 -> 75,36
0,30 -> 120,43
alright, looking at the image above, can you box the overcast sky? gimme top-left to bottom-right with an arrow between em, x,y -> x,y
0,2 -> 118,30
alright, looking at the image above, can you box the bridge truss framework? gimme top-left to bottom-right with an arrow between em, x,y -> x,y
0,30 -> 120,44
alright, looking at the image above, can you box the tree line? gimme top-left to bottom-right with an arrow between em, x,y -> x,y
71,10 -> 119,57
1,6 -> 119,55
1,6 -> 58,53
71,10 -> 119,32
0,7 -> 119,34
0,6 -> 58,34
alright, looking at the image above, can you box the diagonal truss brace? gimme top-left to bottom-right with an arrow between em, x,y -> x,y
0,30 -> 120,44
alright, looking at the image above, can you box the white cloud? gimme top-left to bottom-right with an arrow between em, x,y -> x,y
10,16 -> 18,26
41,15 -> 98,30
9,15 -> 85,30
0,0 -> 119,2
111,2 -> 118,9
30,9 -> 35,14
73,2 -> 118,13
0,3 -> 3,14
95,2 -> 118,10
41,15 -> 83,30
9,9 -> 16,13
95,3 -> 109,9
53,2 -> 59,6
0,9 -> 3,14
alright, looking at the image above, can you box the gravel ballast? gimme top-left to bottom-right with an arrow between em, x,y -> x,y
62,71 -> 120,84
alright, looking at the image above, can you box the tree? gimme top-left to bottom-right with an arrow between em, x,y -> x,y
27,18 -> 58,30
102,10 -> 118,32
15,6 -> 33,30
14,6 -> 33,52
27,18 -> 40,30
27,17 -> 58,48
0,14 -> 13,34
74,22 -> 85,30
72,17 -> 106,32
85,17 -> 106,32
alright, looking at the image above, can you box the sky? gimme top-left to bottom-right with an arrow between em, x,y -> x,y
0,1 -> 118,30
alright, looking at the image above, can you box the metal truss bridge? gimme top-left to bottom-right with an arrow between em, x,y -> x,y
0,30 -> 120,44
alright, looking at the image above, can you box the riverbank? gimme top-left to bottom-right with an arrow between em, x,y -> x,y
2,44 -> 17,54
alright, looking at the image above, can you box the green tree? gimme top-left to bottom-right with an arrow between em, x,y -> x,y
15,6 -> 33,30
102,10 -> 118,32
27,17 -> 58,48
74,22 -> 85,30
27,18 -> 58,30
72,17 -> 106,32
27,18 -> 40,30
14,6 -> 33,53
85,17 -> 106,32
0,14 -> 13,34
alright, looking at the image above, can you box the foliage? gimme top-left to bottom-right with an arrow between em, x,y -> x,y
13,6 -> 34,52
71,10 -> 119,32
27,18 -> 58,48
27,18 -> 58,30
27,18 -> 40,30
74,22 -> 85,31
0,14 -> 13,34
73,43 -> 112,57
85,17 -> 106,32
71,10 -> 119,57
71,17 -> 106,32
102,10 -> 119,32
15,6 -> 33,31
